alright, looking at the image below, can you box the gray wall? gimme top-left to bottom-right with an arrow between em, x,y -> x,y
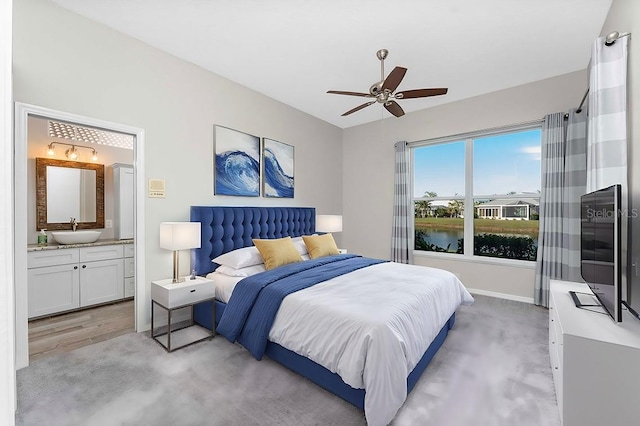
13,0 -> 637,304
13,0 -> 343,322
342,70 -> 587,300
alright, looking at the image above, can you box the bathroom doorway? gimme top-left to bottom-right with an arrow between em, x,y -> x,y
25,116 -> 136,362
14,103 -> 146,369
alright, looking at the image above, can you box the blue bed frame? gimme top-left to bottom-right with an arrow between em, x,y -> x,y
190,206 -> 455,410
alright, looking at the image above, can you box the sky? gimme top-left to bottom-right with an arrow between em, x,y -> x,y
413,128 -> 541,198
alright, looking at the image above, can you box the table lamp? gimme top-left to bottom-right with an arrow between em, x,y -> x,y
160,222 -> 201,283
316,215 -> 343,233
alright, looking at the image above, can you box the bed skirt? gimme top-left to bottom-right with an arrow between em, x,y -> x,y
194,300 -> 455,410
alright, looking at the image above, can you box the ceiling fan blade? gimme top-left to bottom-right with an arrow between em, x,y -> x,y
395,88 -> 448,99
342,101 -> 376,116
384,101 -> 405,117
327,90 -> 373,97
381,67 -> 407,93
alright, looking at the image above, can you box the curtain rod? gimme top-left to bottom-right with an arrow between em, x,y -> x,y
571,30 -> 631,116
576,89 -> 589,114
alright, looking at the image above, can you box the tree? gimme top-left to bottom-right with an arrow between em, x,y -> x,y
423,191 -> 438,198
414,200 -> 431,218
448,199 -> 464,218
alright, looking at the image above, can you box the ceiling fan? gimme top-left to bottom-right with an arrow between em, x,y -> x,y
327,49 -> 448,118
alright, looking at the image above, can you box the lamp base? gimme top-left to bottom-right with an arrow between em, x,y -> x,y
171,277 -> 186,284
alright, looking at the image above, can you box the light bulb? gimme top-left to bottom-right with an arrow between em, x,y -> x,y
66,147 -> 78,160
91,150 -> 98,161
47,145 -> 55,156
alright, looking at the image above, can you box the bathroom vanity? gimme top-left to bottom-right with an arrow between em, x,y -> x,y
27,239 -> 134,319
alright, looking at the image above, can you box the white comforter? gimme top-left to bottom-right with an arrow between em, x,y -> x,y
266,262 -> 474,426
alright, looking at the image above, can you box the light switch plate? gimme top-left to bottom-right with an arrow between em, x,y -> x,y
149,178 -> 166,198
105,219 -> 113,228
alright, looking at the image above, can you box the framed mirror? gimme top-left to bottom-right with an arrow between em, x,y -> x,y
35,157 -> 105,230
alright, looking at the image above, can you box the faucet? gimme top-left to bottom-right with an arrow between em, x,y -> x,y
70,217 -> 77,231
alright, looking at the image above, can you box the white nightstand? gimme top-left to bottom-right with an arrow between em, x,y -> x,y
151,276 -> 215,352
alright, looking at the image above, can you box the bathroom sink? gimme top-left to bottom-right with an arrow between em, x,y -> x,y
51,230 -> 102,245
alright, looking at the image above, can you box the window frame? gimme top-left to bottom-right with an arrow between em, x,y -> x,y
411,121 -> 542,266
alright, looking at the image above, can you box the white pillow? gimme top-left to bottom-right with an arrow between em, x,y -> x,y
291,236 -> 308,255
214,254 -> 311,277
212,239 -> 313,269
212,246 -> 263,269
216,264 -> 266,277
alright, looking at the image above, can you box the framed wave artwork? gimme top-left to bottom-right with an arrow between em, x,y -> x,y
263,138 -> 294,198
214,126 -> 261,197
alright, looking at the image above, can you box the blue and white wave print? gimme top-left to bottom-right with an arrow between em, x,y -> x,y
264,148 -> 294,198
215,150 -> 260,196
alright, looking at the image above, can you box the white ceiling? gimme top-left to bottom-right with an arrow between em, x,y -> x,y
51,0 -> 612,129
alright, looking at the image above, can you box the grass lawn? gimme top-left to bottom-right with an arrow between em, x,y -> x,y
415,217 -> 539,236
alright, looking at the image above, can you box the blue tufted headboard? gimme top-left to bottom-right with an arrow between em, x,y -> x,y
190,206 -> 316,276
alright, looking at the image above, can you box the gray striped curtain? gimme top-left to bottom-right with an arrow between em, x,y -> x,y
587,36 -> 628,192
392,141 -> 412,264
535,110 -> 587,306
587,36 -> 629,294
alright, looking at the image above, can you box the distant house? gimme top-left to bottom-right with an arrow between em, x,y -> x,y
475,198 -> 539,220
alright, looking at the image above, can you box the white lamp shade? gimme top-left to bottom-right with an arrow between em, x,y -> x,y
316,215 -> 343,233
160,222 -> 201,250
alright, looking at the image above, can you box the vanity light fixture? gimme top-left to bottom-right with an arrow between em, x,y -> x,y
47,142 -> 99,162
66,146 -> 79,160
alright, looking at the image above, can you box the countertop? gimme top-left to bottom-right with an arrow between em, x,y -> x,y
28,238 -> 134,252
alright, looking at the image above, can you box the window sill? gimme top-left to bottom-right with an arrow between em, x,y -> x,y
413,250 -> 536,269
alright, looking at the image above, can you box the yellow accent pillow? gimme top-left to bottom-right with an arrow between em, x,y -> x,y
302,234 -> 339,259
252,237 -> 303,270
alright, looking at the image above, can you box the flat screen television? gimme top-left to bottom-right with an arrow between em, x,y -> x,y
580,184 -> 622,322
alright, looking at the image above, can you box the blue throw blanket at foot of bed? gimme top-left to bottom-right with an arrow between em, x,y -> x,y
217,254 -> 386,359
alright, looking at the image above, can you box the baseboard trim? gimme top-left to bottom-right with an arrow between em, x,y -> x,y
467,288 -> 534,304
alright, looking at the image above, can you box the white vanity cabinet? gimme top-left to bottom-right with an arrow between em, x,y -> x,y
27,256 -> 81,318
78,245 -> 124,307
112,163 -> 134,240
27,243 -> 132,318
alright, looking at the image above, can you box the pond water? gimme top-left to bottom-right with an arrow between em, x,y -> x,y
418,228 -> 539,252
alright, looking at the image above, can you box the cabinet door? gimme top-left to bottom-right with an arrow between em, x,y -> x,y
124,257 -> 135,278
114,166 -> 134,240
124,277 -> 135,298
79,245 -> 124,262
28,264 -> 80,318
80,259 -> 124,307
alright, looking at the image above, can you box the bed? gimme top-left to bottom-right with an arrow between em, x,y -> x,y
190,206 -> 473,426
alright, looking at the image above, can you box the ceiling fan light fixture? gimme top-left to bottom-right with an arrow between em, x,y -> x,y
369,82 -> 383,95
327,49 -> 449,118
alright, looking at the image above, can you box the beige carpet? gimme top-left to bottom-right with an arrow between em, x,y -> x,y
16,295 -> 560,426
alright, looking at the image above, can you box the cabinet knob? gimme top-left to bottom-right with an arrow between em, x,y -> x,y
82,265 -> 87,269
74,266 -> 78,270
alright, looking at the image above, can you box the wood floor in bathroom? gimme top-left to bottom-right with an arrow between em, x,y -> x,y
28,299 -> 135,362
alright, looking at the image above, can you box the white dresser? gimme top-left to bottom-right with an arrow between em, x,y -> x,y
549,280 -> 640,425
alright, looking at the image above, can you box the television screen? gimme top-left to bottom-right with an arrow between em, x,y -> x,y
580,184 -> 622,322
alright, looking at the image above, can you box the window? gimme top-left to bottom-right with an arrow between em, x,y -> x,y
413,125 -> 541,261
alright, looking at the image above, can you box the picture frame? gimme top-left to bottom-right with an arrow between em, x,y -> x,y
263,138 -> 294,198
214,126 -> 261,197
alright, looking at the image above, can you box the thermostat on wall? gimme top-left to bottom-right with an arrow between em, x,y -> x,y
148,179 -> 166,198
